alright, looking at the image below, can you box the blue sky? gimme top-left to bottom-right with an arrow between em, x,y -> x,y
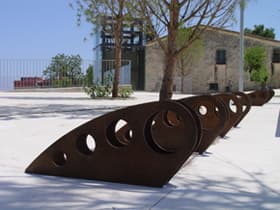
0,0 -> 93,59
232,0 -> 280,39
0,0 -> 279,60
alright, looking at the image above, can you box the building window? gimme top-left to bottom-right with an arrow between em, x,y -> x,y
216,49 -> 226,64
272,48 -> 280,63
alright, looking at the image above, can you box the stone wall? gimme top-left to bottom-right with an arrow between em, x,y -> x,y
145,28 -> 280,93
145,42 -> 164,91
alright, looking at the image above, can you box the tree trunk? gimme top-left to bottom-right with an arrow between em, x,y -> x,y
112,41 -> 121,97
159,0 -> 179,101
159,55 -> 177,101
112,16 -> 122,98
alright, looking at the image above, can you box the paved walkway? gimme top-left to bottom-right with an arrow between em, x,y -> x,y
0,91 -> 280,210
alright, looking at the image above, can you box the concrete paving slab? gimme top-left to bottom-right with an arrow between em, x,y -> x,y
0,91 -> 280,209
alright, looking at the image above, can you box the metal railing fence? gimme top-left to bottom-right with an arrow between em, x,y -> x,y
102,60 -> 131,85
0,59 -> 131,91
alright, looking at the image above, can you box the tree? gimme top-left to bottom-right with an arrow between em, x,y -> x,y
244,46 -> 268,86
245,24 -> 275,39
84,64 -> 94,87
43,54 -> 83,87
176,28 -> 203,92
139,0 -> 238,100
72,0 -> 132,97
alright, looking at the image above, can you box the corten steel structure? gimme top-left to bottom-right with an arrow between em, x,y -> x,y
178,95 -> 227,154
214,93 -> 243,137
26,101 -> 200,187
232,91 -> 251,127
26,89 -> 274,187
247,88 -> 275,106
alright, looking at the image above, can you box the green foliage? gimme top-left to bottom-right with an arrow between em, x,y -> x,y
83,70 -> 133,99
103,70 -> 114,87
44,54 -> 83,87
118,86 -> 133,98
177,27 -> 203,78
84,71 -> 112,98
72,1 -> 136,97
244,46 -> 266,73
84,65 -> 94,87
239,0 -> 246,9
244,46 -> 268,84
93,85 -> 112,98
245,24 -> 275,39
250,67 -> 268,84
54,77 -> 73,88
176,27 -> 203,57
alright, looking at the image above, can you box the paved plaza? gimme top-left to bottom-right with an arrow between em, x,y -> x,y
0,90 -> 280,210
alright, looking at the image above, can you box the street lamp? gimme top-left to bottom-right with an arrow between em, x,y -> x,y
239,0 -> 245,92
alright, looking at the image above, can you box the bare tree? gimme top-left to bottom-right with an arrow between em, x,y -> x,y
139,0 -> 238,100
73,0 -> 131,97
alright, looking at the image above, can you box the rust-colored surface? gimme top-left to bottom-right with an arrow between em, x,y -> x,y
247,89 -> 275,106
150,106 -> 202,153
264,88 -> 275,103
232,92 -> 252,127
25,101 -> 200,187
213,93 -> 243,138
26,90 -> 274,187
179,95 -> 227,154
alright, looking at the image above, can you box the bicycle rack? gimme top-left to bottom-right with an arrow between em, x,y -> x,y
26,89 -> 274,187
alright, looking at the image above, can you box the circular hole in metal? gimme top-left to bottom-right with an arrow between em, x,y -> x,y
229,99 -> 237,113
236,95 -> 241,99
107,119 -> 132,147
77,134 -> 96,155
198,105 -> 208,115
215,106 -> 219,112
127,129 -> 133,139
145,109 -> 191,154
53,151 -> 67,167
87,135 -> 96,152
115,119 -> 128,133
164,111 -> 181,127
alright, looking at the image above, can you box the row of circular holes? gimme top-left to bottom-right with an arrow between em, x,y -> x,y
52,119 -> 131,167
53,101 -> 241,166
52,112 -> 185,167
198,99 -> 243,116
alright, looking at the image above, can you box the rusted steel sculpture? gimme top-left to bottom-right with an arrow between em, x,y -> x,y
179,95 -> 227,154
26,101 -> 200,187
263,88 -> 275,103
26,89 -> 274,187
214,93 -> 243,138
232,92 -> 251,127
247,89 -> 275,106
151,104 -> 202,153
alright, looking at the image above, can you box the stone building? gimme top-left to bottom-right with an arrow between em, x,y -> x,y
145,27 -> 280,93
